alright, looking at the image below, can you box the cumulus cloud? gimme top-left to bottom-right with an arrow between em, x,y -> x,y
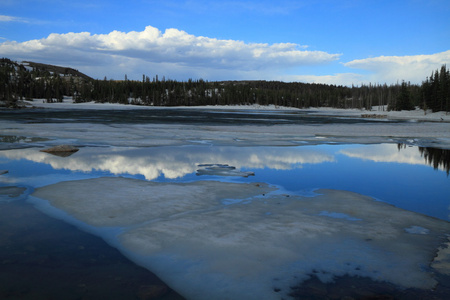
344,51 -> 450,84
4,24 -> 444,85
0,25 -> 340,80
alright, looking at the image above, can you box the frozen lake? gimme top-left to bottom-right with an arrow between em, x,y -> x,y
1,107 -> 450,299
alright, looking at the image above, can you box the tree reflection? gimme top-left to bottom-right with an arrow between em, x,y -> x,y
419,147 -> 450,175
398,144 -> 450,175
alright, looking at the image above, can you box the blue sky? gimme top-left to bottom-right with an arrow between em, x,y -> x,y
1,0 -> 449,85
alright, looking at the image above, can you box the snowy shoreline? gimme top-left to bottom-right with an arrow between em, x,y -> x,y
1,97 -> 449,150
20,98 -> 450,123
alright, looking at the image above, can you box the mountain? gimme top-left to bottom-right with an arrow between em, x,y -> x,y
22,61 -> 93,81
0,58 -> 93,107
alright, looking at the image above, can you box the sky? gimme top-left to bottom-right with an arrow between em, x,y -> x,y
0,0 -> 449,86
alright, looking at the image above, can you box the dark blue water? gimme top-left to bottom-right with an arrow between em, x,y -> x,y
0,108 -> 403,125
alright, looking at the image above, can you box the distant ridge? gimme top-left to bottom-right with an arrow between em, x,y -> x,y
22,61 -> 93,81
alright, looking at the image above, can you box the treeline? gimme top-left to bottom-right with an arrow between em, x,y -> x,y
0,58 -> 86,105
1,57 -> 449,112
421,65 -> 450,112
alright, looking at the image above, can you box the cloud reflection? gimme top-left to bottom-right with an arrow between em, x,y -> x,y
340,144 -> 426,165
0,146 -> 335,180
340,143 -> 450,175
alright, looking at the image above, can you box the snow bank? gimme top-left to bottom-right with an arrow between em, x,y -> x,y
308,105 -> 450,122
24,98 -> 450,122
24,98 -> 299,111
31,177 -> 450,300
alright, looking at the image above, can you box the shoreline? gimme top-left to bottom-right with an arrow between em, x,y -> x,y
1,98 -> 450,150
13,98 -> 450,123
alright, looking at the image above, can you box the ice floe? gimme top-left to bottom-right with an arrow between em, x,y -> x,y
30,177 -> 450,300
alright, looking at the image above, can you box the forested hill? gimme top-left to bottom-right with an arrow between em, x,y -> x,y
1,57 -> 449,113
22,61 -> 93,81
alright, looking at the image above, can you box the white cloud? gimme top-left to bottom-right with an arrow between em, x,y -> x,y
344,51 -> 450,84
0,25 -> 340,80
280,73 -> 366,86
0,15 -> 28,23
284,51 -> 450,86
4,24 -> 445,85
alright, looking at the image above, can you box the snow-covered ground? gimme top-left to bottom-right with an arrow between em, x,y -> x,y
23,97 -> 450,122
308,105 -> 450,122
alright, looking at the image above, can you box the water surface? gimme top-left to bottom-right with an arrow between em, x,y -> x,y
1,108 -> 449,299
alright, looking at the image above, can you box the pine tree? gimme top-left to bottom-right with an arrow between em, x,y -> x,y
391,81 -> 414,111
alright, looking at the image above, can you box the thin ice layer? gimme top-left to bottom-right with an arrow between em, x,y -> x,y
31,177 -> 450,300
32,177 -> 275,227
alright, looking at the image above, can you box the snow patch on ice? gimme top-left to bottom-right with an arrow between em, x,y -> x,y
318,210 -> 362,221
405,225 -> 430,235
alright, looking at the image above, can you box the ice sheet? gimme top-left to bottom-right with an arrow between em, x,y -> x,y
31,177 -> 450,300
1,114 -> 450,149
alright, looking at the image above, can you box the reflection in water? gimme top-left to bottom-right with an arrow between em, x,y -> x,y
340,143 -> 450,175
419,147 -> 450,175
196,164 -> 255,177
1,143 -> 449,221
2,142 -> 450,299
0,186 -> 27,201
341,144 -> 426,165
396,143 -> 450,175
0,146 -> 334,180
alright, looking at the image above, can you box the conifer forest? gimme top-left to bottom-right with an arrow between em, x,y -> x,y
1,58 -> 449,113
